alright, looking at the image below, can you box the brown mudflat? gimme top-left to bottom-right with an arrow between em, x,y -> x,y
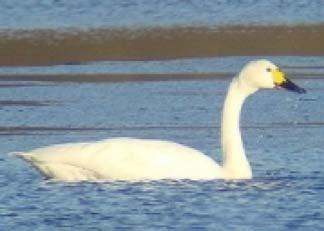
1,25 -> 324,66
0,72 -> 321,83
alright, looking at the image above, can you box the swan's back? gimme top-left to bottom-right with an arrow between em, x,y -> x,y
18,138 -> 222,181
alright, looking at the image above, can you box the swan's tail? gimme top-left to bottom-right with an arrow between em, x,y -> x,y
9,152 -> 34,162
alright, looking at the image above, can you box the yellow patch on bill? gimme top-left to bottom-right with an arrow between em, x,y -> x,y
273,69 -> 286,85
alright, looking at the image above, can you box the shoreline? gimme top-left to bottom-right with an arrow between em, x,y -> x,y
1,25 -> 324,66
0,73 -> 231,82
0,72 -> 321,83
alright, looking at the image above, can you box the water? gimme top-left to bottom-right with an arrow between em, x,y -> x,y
1,63 -> 324,230
1,0 -> 324,230
0,0 -> 324,30
1,56 -> 324,76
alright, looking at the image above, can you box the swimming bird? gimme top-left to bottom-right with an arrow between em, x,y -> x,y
16,60 -> 306,182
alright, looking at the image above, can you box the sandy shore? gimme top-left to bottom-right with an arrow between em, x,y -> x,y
1,25 -> 324,66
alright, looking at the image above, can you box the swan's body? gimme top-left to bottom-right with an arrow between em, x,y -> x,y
16,60 -> 306,182
20,138 -> 223,181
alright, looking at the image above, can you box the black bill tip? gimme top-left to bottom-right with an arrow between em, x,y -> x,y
279,79 -> 306,94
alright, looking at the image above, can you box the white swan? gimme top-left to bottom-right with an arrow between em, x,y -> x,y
16,60 -> 306,182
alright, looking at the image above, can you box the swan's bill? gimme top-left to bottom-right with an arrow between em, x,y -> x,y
272,69 -> 306,94
278,78 -> 306,94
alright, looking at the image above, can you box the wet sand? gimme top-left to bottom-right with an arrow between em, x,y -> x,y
0,72 -> 321,83
0,100 -> 59,107
1,25 -> 324,66
0,73 -> 231,82
0,123 -> 321,136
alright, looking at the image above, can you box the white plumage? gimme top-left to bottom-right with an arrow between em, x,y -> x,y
19,138 -> 222,181
16,59 -> 306,182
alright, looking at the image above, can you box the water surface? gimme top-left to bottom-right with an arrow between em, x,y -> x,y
1,56 -> 324,230
1,0 -> 324,30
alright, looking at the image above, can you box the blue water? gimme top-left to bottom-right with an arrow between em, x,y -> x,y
1,56 -> 324,229
1,56 -> 324,76
0,0 -> 324,30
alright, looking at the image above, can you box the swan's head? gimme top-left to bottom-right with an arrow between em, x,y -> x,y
238,59 -> 306,94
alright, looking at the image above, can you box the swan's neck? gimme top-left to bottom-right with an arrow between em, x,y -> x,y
221,78 -> 255,179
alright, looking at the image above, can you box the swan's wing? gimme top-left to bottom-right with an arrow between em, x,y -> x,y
17,138 -> 222,181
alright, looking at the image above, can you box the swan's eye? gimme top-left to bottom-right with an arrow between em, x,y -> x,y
266,68 -> 272,72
